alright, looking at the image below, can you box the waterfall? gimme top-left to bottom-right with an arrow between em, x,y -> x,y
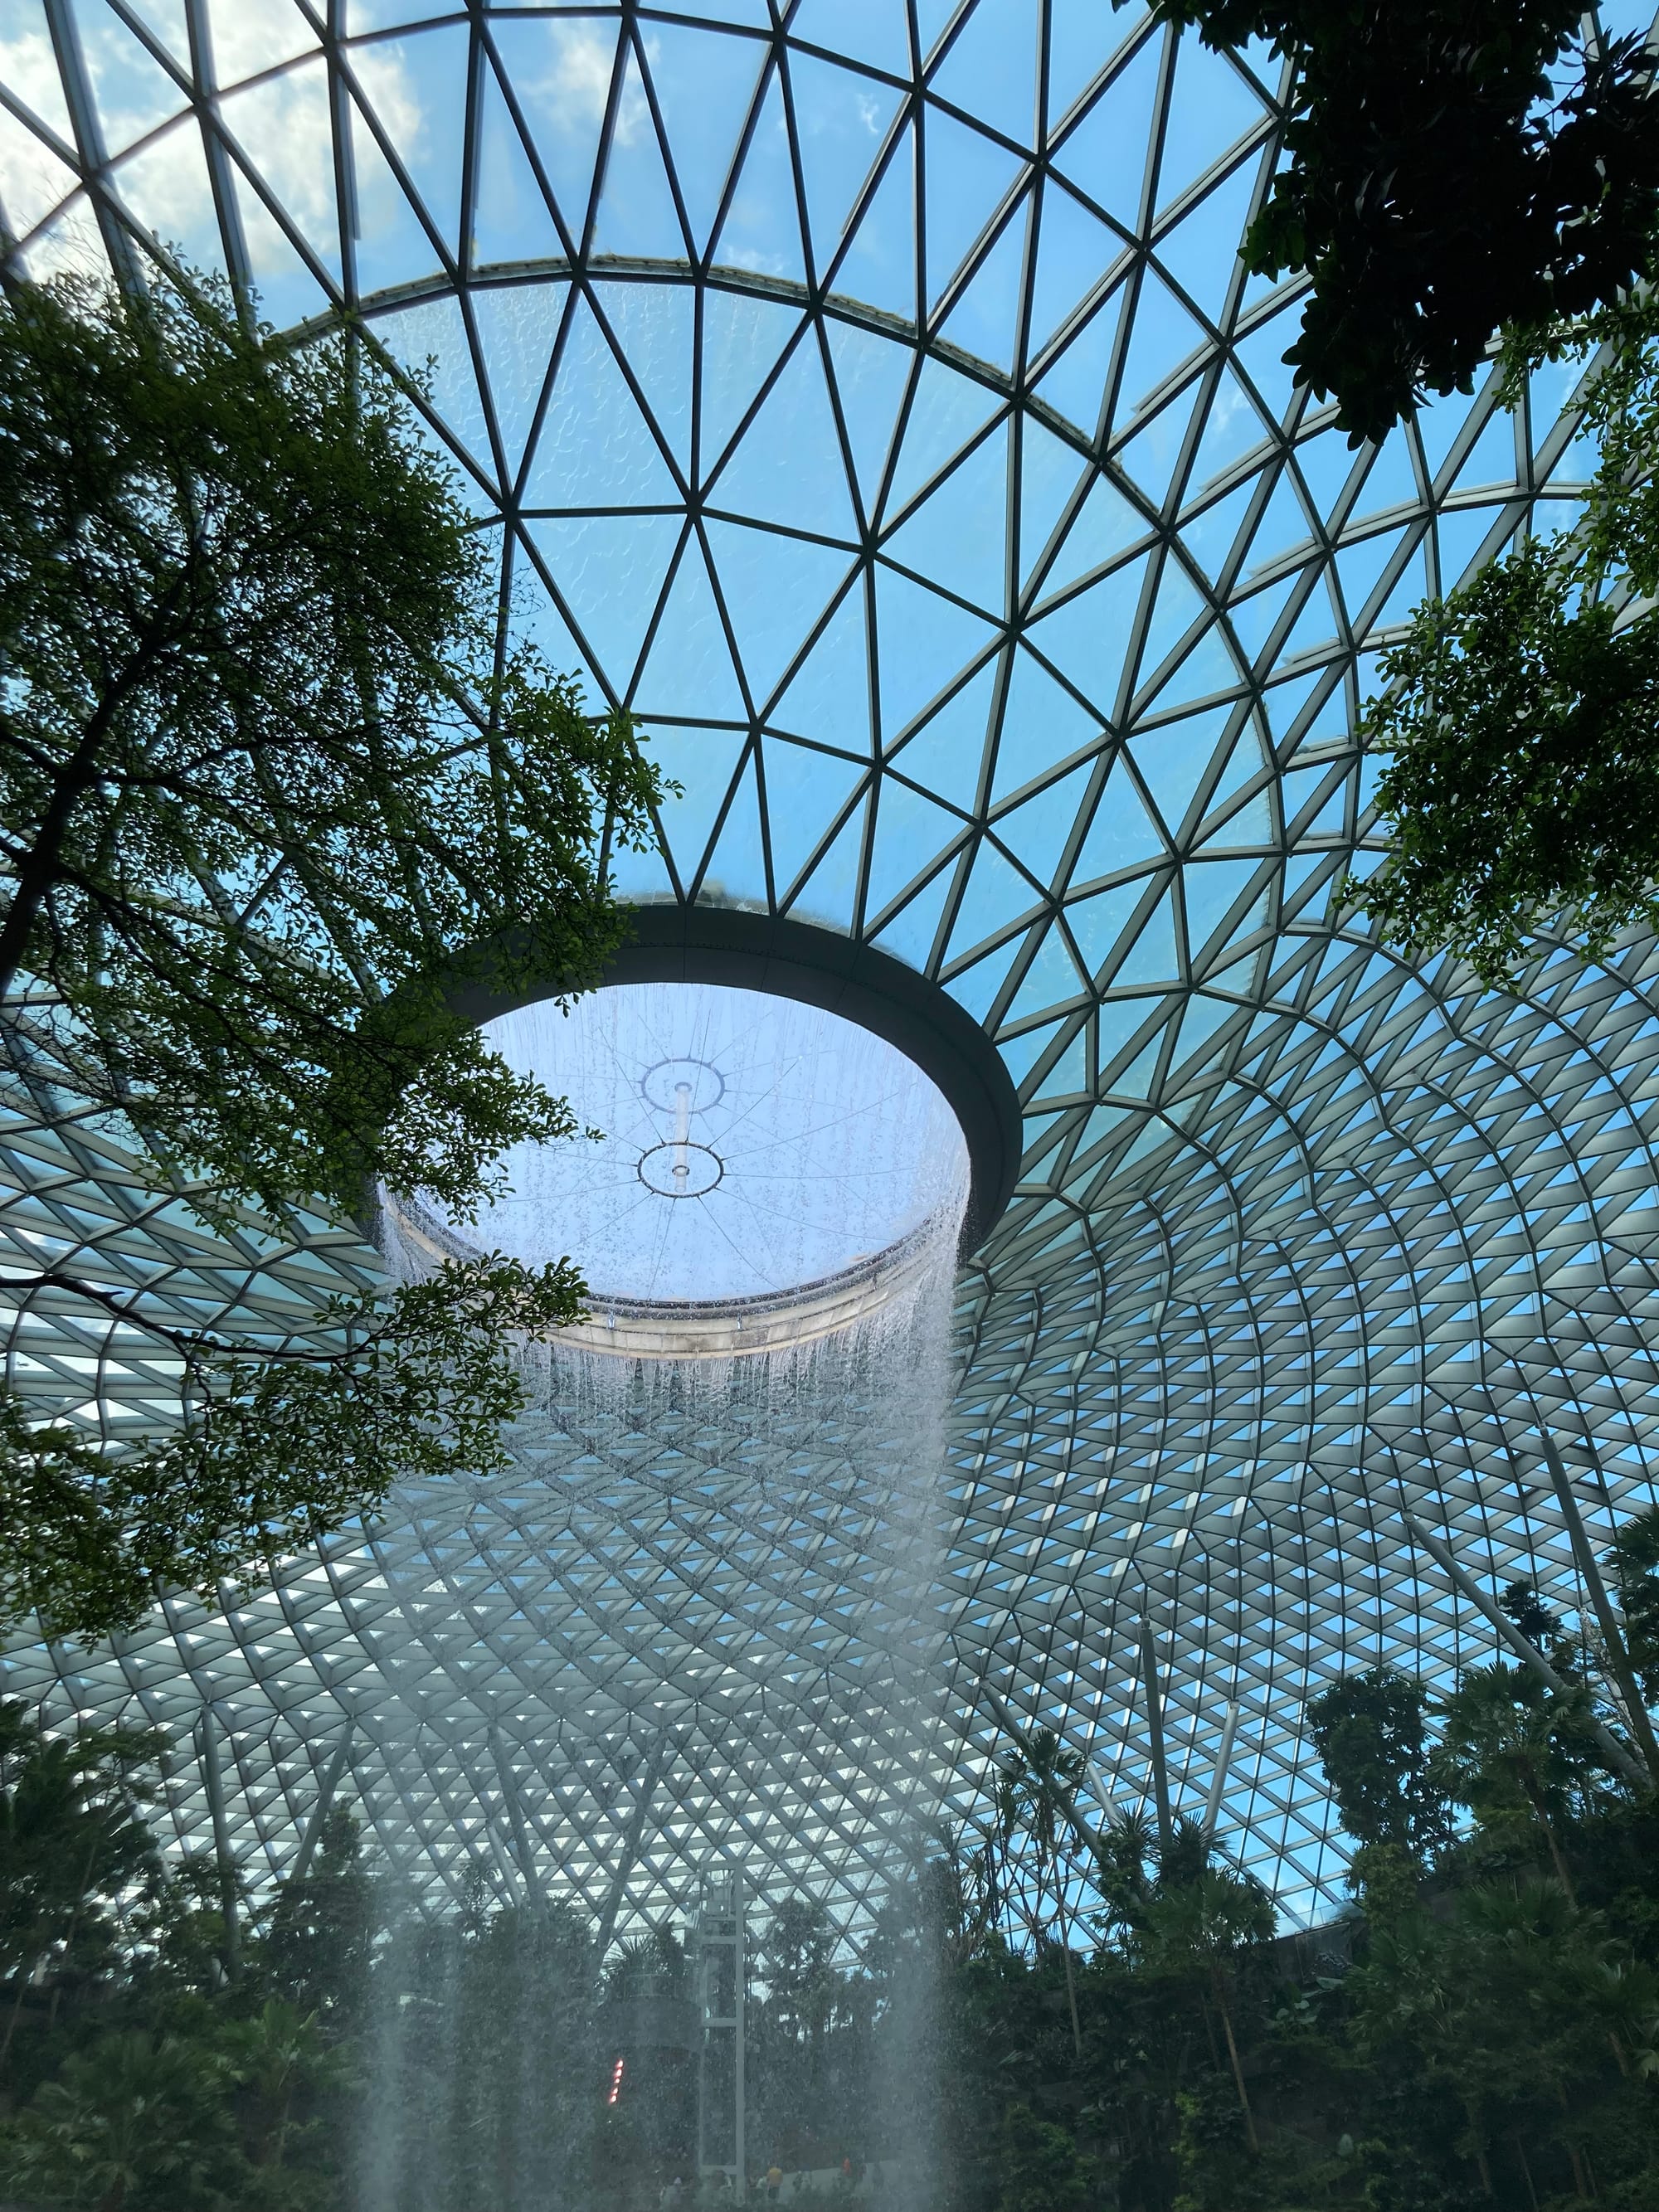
363,981 -> 969,2207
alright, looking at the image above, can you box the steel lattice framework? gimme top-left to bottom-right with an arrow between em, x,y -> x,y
3,0 -> 1659,1931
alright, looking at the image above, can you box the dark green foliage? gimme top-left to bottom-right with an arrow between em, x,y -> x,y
1304,1667 -> 1452,1860
0,1252 -> 589,1642
0,269 -> 668,1644
995,2103 -> 1091,2212
0,271 -> 659,1223
1129,2 -> 1659,441
1609,1502 -> 1659,1704
1355,295 -> 1659,984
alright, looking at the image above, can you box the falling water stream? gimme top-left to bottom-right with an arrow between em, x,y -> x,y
366,983 -> 969,2210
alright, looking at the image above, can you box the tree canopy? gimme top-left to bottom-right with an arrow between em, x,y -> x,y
1355,297 -> 1659,982
0,271 -> 664,1641
1131,2 -> 1659,441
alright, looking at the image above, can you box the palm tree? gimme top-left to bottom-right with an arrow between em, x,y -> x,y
1003,1728 -> 1088,2055
0,2030 -> 231,2210
1136,1865 -> 1274,2152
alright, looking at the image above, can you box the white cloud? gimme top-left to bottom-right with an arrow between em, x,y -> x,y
531,23 -> 650,149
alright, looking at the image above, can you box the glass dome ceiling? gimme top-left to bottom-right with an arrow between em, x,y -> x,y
3,0 -> 1658,1932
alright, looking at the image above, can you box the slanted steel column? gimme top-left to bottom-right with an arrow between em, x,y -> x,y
1138,1617 -> 1174,1858
596,1733 -> 672,1959
1202,1702 -> 1241,1841
1539,1437 -> 1659,1782
196,1707 -> 241,1981
1399,1505 -> 1648,1791
489,1728 -> 545,1912
287,1724 -> 354,1889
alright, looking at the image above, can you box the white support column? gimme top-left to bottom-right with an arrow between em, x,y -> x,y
196,1706 -> 241,1982
287,1723 -> 354,1888
1202,1703 -> 1241,1841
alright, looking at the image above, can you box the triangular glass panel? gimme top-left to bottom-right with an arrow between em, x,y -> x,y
1048,0 -> 1140,126
921,105 -> 1024,309
1137,553 -> 1209,679
1129,703 -> 1231,839
1109,885 -> 1181,988
642,22 -> 767,255
607,833 -> 679,906
992,761 -> 1097,888
928,0 -> 1040,149
1231,304 -> 1302,425
1185,477 -> 1259,591
786,50 -> 908,271
1103,1018 -> 1170,1100
698,751 -> 768,905
1031,285 -> 1126,440
1029,180 -> 1126,357
830,121 -> 917,319
1240,467 -> 1314,580
883,654 -> 998,786
1036,472 -> 1150,603
865,777 -> 969,917
708,334 -> 858,538
946,838 -> 1044,960
1185,367 -> 1270,498
1167,989 -> 1238,1074
699,292 -> 810,476
1113,270 -> 1205,428
939,202 -> 1030,376
372,22 -> 469,263
523,295 -> 679,508
884,352 -> 1004,516
490,17 -> 619,240
88,4 -> 192,143
991,649 -> 1104,805
1067,874 -> 1155,977
705,523 -> 857,713
470,283 -> 568,489
1156,36 -> 1267,212
1017,417 -> 1092,588
1367,542 -> 1432,635
471,66 -> 566,268
1452,405 -> 1520,498
591,279 -> 695,474
375,295 -> 490,471
1183,854 -> 1264,955
1024,549 -> 1151,717
512,566 -> 601,705
873,566 -> 1000,737
789,0 -> 913,78
761,741 -> 868,896
1067,757 -> 1168,887
231,161 -> 334,332
711,66 -> 809,284
1004,927 -> 1088,1028
1152,159 -> 1258,329
788,795 -> 868,931
524,514 -> 683,698
1117,385 -> 1201,512
945,931 -> 1028,1023
824,317 -> 916,518
1048,33 -> 1164,231
770,576 -> 873,749
1280,571 -> 1341,662
645,727 -> 749,887
637,537 -> 748,721
883,421 -> 1009,615
111,124 -> 221,275
872,862 -> 957,974
591,42 -> 688,260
